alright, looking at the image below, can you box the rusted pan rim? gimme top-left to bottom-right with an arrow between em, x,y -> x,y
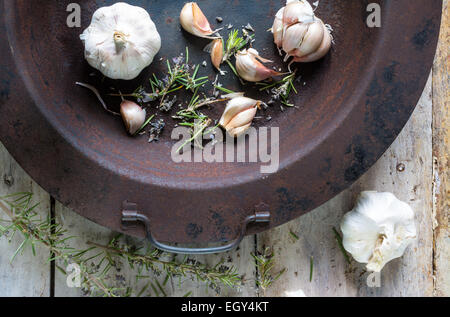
0,0 -> 441,243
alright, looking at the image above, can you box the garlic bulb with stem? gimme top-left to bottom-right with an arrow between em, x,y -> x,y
340,191 -> 417,273
75,82 -> 146,136
219,93 -> 262,137
80,2 -> 161,80
235,48 -> 284,82
271,0 -> 332,69
75,82 -> 120,116
180,2 -> 221,39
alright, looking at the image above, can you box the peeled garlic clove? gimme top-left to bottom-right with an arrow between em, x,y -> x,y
80,3 -> 161,80
340,191 -> 417,273
236,49 -> 283,82
120,100 -> 146,135
293,22 -> 332,62
180,2 -> 218,39
219,95 -> 260,137
283,0 -> 315,26
204,39 -> 224,71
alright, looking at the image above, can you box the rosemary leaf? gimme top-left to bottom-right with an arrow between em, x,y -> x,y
333,227 -> 351,264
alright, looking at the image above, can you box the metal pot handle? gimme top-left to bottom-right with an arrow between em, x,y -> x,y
121,201 -> 270,255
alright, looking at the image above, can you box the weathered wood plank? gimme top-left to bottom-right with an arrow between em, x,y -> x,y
54,202 -> 149,297
0,143 -> 51,297
257,75 -> 434,297
432,0 -> 449,297
166,237 -> 257,297
54,202 -> 256,297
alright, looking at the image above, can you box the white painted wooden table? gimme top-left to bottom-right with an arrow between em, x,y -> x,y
0,4 -> 448,298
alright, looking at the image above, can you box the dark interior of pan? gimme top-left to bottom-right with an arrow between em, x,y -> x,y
0,1 -> 441,245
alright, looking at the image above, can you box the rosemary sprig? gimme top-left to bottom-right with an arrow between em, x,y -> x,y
0,193 -> 118,297
258,71 -> 298,108
0,193 -> 244,297
214,85 -> 236,95
173,87 -> 227,153
134,114 -> 155,136
219,29 -> 254,79
252,247 -> 286,295
114,48 -> 209,112
333,227 -> 351,264
88,240 -> 242,289
176,117 -> 213,153
154,59 -> 187,110
176,64 -> 209,92
289,231 -> 299,241
223,29 -> 254,63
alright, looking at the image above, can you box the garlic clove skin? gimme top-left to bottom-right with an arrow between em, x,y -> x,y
226,108 -> 258,131
219,95 -> 258,127
282,22 -> 309,55
219,95 -> 260,137
340,191 -> 417,273
211,39 -> 224,70
283,0 -> 315,26
204,39 -> 224,71
272,0 -> 332,64
228,123 -> 253,138
272,7 -> 286,48
293,22 -> 332,62
80,2 -> 161,81
236,49 -> 283,82
120,100 -> 147,135
180,2 -> 218,39
292,20 -> 325,57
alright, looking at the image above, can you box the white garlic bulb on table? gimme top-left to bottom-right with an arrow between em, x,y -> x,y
80,2 -> 162,80
340,191 -> 417,273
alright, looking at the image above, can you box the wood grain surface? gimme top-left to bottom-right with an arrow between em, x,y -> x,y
432,0 -> 449,297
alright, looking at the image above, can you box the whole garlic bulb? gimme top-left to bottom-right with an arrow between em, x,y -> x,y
340,191 -> 417,272
80,2 -> 161,80
219,93 -> 261,137
272,0 -> 332,65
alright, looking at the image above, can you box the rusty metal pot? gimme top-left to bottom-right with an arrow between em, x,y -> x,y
0,0 -> 441,253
